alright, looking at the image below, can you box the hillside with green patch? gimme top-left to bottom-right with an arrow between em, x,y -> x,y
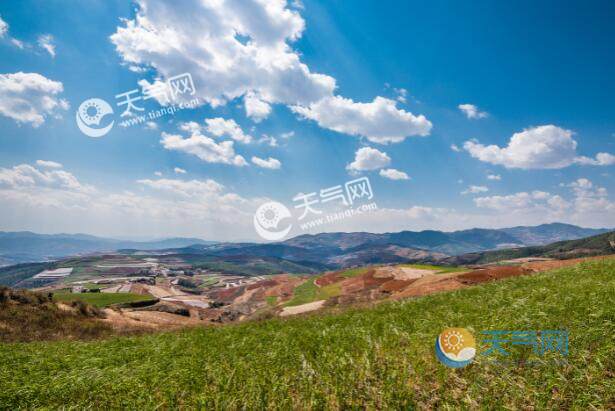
445,230 -> 615,265
0,259 -> 613,409
52,291 -> 155,308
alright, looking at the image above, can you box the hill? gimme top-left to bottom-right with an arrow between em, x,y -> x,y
280,223 -> 609,256
442,230 -> 615,265
0,287 -> 111,342
0,223 -> 608,268
0,258 -> 612,408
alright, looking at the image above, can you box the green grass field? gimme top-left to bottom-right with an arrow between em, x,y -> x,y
283,277 -> 342,307
398,263 -> 468,274
52,292 -> 154,307
1,259 -> 613,409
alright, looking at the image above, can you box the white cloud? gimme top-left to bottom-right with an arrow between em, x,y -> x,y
205,117 -> 252,144
346,147 -> 391,172
474,191 -> 564,212
464,125 -> 577,169
379,168 -> 409,180
36,160 -> 63,169
154,171 -> 162,177
450,144 -> 461,152
0,162 -> 262,241
487,174 -> 501,181
258,134 -> 278,147
144,121 -> 158,130
174,167 -> 187,174
293,96 -> 432,144
137,178 -> 223,198
461,185 -> 489,195
161,128 -> 248,167
110,0 -> 333,107
465,125 -> 615,170
0,72 -> 69,127
458,103 -> 488,119
37,34 -> 56,58
0,163 -> 92,193
251,156 -> 281,169
10,38 -> 24,49
110,0 -> 431,142
244,91 -> 272,122
0,15 -> 7,38
393,88 -> 407,103
280,131 -> 295,139
574,152 -> 615,166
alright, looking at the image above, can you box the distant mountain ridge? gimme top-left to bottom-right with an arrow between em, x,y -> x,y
175,223 -> 609,269
440,230 -> 615,265
0,232 -> 215,266
0,223 -> 609,268
280,223 -> 609,255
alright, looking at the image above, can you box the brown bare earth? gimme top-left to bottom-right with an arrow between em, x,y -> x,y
15,254 -> 615,339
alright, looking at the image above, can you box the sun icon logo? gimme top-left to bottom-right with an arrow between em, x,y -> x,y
435,328 -> 476,368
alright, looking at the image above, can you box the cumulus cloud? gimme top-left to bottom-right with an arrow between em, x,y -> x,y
205,117 -> 252,143
174,167 -> 186,174
161,129 -> 248,167
37,34 -> 56,58
0,72 -> 69,127
462,125 -> 590,170
461,185 -> 489,195
110,0 -> 333,108
450,144 -> 461,152
458,103 -> 488,119
0,163 -> 92,193
346,147 -> 391,172
379,168 -> 409,180
487,174 -> 501,180
465,125 -> 615,170
251,156 -> 281,169
244,91 -> 272,122
574,152 -> 615,166
36,160 -> 63,169
292,96 -> 432,144
110,0 -> 431,142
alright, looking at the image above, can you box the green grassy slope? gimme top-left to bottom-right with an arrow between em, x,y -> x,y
52,292 -> 155,308
1,259 -> 613,409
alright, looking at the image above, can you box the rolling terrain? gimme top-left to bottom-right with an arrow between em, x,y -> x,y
0,223 -> 608,268
0,258 -> 612,408
442,230 -> 615,265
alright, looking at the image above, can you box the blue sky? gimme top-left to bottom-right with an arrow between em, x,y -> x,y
0,0 -> 613,240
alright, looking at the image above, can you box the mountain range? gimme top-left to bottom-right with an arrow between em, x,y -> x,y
0,232 -> 216,266
161,223 -> 611,269
0,223 -> 610,268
